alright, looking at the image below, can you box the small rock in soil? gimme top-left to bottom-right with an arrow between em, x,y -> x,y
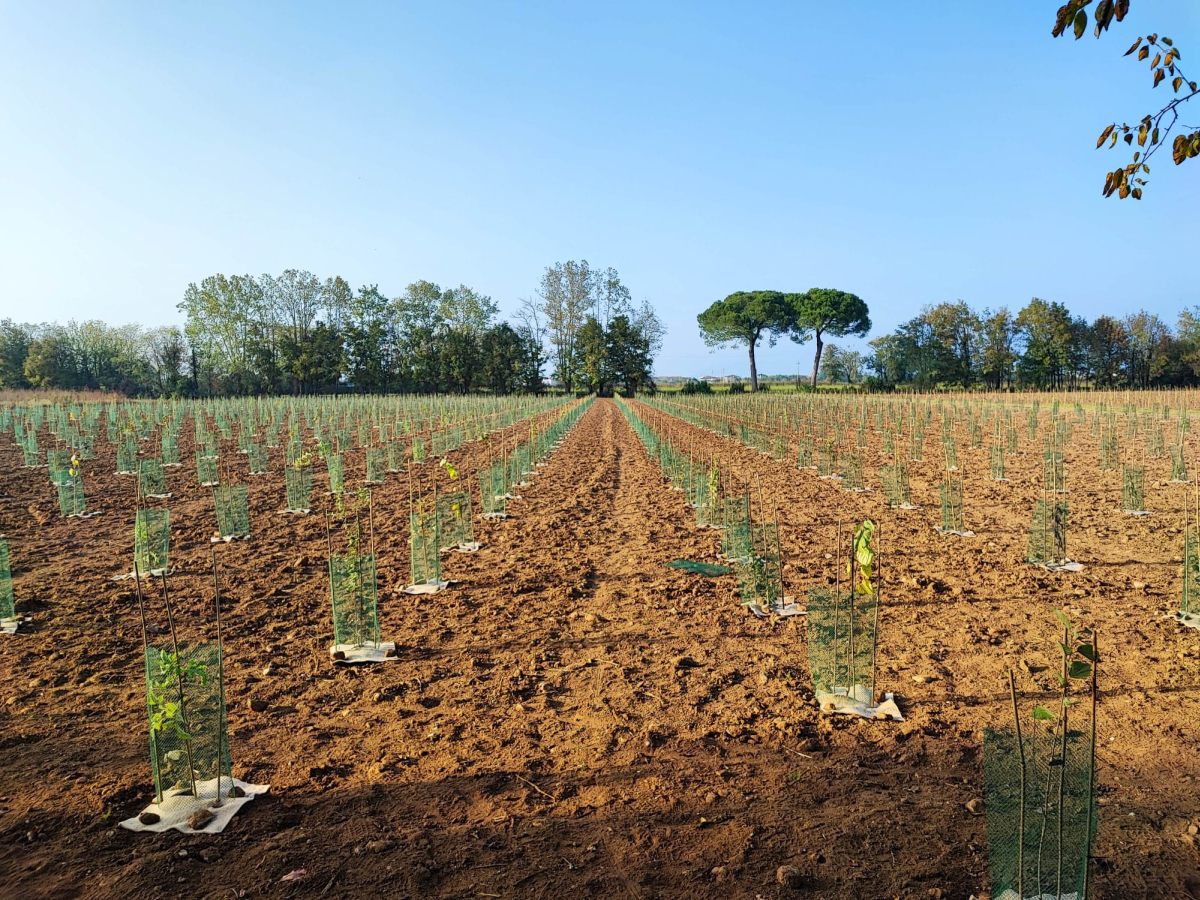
187,808 -> 216,830
137,811 -> 160,825
775,864 -> 804,889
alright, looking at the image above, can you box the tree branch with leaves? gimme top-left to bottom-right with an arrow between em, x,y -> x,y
1052,0 -> 1199,198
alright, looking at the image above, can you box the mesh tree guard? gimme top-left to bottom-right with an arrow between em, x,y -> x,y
117,437 -> 138,475
20,431 -> 40,467
1099,429 -> 1118,471
139,457 -> 168,498
134,508 -> 171,576
387,442 -> 404,473
983,727 -> 1095,900
480,463 -> 508,516
57,476 -> 87,517
1028,500 -> 1069,566
721,495 -> 753,562
807,586 -> 878,704
1145,426 -> 1164,458
196,452 -> 219,487
0,540 -> 15,623
329,552 -> 380,649
409,506 -> 441,587
285,464 -> 313,513
992,443 -> 1007,481
1170,444 -> 1188,483
842,447 -> 866,490
247,443 -> 268,475
365,448 -> 385,485
817,442 -> 839,478
214,485 -> 250,539
1121,465 -> 1145,513
144,643 -> 231,805
881,461 -> 911,508
939,474 -> 967,533
734,524 -> 784,610
1043,444 -> 1065,494
693,467 -> 721,528
943,439 -> 958,473
47,450 -> 69,486
437,491 -> 475,549
326,453 -> 344,494
1182,526 -> 1199,621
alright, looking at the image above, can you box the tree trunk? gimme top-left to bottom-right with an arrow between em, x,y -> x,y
748,341 -> 759,392
810,332 -> 824,388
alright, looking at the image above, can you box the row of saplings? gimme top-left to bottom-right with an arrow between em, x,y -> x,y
616,398 -> 1100,900
39,399 -> 594,834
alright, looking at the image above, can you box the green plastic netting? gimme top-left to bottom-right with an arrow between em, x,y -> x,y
196,452 -> 219,487
409,507 -> 441,586
807,586 -> 878,701
0,540 -> 14,621
286,464 -> 313,512
983,727 -> 1095,900
134,508 -> 171,576
214,484 -> 250,539
330,552 -> 380,648
437,491 -> 475,548
139,457 -> 167,497
56,476 -> 87,517
667,560 -> 732,577
1028,500 -> 1069,566
734,524 -> 784,609
144,643 -> 231,805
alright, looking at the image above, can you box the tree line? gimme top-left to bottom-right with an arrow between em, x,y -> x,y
0,261 -> 663,397
867,299 -> 1200,391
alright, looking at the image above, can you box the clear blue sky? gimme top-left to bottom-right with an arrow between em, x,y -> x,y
1,2 -> 1197,377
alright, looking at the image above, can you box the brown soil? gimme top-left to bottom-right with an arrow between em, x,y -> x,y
0,398 -> 1198,899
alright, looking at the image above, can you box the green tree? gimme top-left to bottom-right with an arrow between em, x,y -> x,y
978,308 -> 1017,390
439,285 -> 498,335
437,328 -> 481,393
279,322 -> 343,394
607,313 -> 654,395
819,344 -> 848,383
393,280 -> 445,392
921,301 -> 980,388
146,326 -> 188,397
23,332 -> 77,389
789,289 -> 871,388
1088,315 -> 1129,387
575,317 -> 610,395
178,274 -> 260,393
1015,298 -> 1082,389
1123,310 -> 1171,387
0,320 -> 31,389
697,290 -> 792,392
479,323 -> 532,394
539,260 -> 596,391
343,285 -> 392,393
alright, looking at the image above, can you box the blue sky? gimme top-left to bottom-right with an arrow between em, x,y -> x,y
1,2 -> 1197,377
